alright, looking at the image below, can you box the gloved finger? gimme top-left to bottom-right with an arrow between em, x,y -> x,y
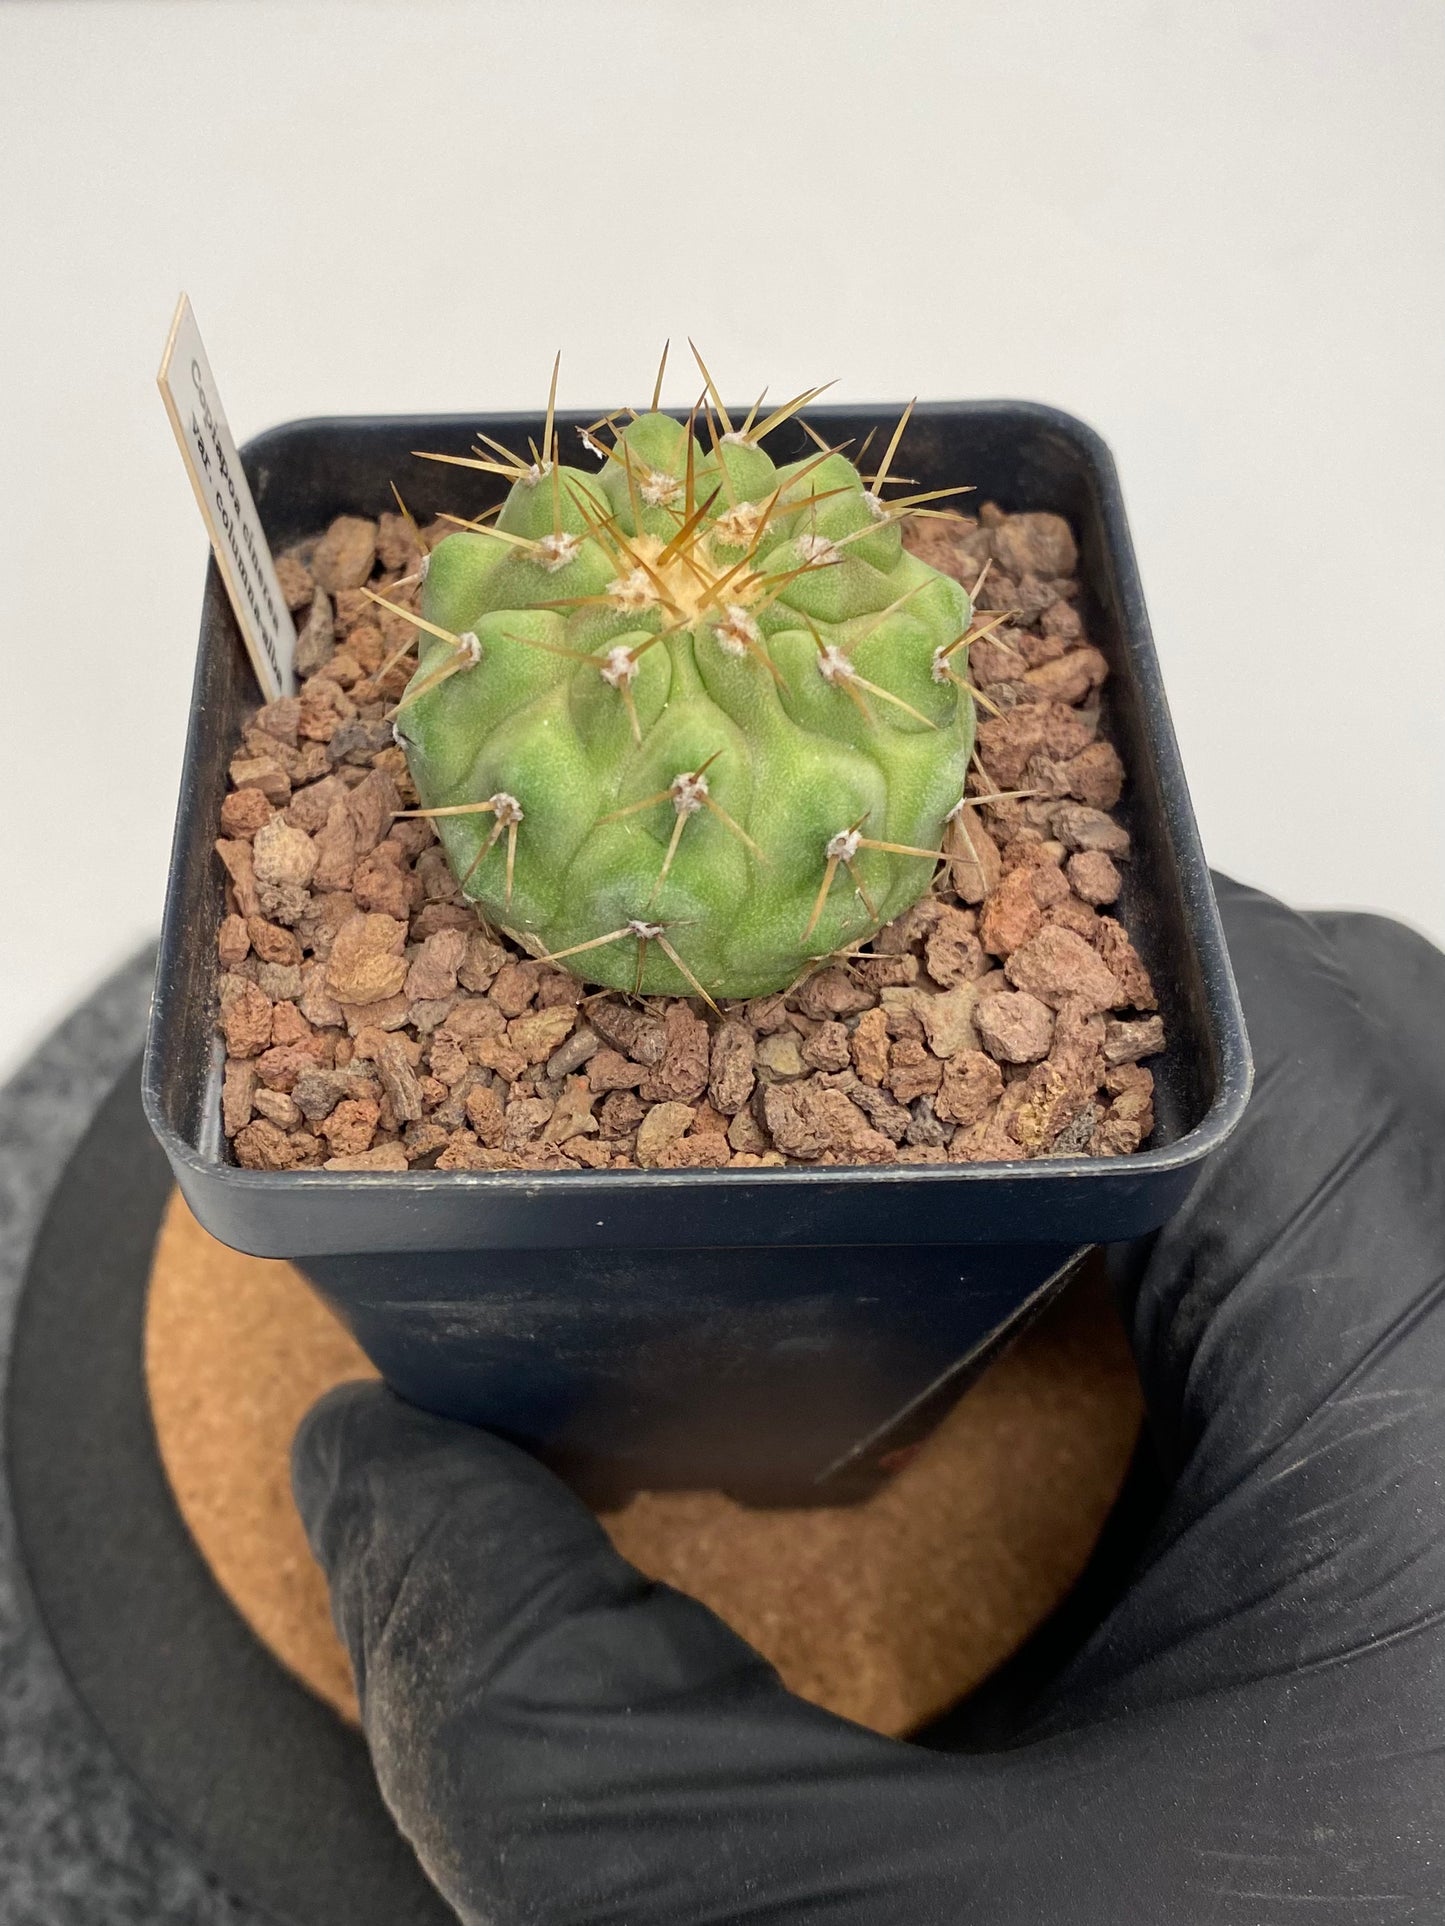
292,1382 -> 973,1926
1046,876 -> 1445,1720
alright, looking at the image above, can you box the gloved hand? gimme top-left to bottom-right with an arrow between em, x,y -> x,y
293,877 -> 1445,1925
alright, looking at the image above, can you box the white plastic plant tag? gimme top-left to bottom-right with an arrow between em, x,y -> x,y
158,294 -> 296,700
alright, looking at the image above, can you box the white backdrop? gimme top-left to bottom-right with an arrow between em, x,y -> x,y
2,0 -> 1441,1084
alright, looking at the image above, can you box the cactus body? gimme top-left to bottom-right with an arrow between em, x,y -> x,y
396,403 -> 976,999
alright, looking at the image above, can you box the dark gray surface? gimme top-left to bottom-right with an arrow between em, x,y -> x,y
7,1055 -> 458,1926
0,949 -> 258,1926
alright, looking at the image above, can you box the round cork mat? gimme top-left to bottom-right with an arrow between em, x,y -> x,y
145,1193 -> 1142,1739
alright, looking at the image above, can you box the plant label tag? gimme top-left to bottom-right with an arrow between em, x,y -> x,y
158,294 -> 296,700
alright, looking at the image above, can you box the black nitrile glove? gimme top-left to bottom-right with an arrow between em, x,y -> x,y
293,877 -> 1445,1925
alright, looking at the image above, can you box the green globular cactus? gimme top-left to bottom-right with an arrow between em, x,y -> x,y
387,365 -> 979,1001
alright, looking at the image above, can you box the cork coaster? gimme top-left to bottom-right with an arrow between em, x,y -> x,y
145,1192 -> 1142,1739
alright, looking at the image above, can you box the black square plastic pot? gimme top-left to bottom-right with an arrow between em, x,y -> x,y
143,401 -> 1250,1504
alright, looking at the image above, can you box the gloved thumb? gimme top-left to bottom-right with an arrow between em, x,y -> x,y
292,1382 -> 951,1925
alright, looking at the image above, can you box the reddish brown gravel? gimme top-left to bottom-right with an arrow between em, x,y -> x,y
212,504 -> 1163,1171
